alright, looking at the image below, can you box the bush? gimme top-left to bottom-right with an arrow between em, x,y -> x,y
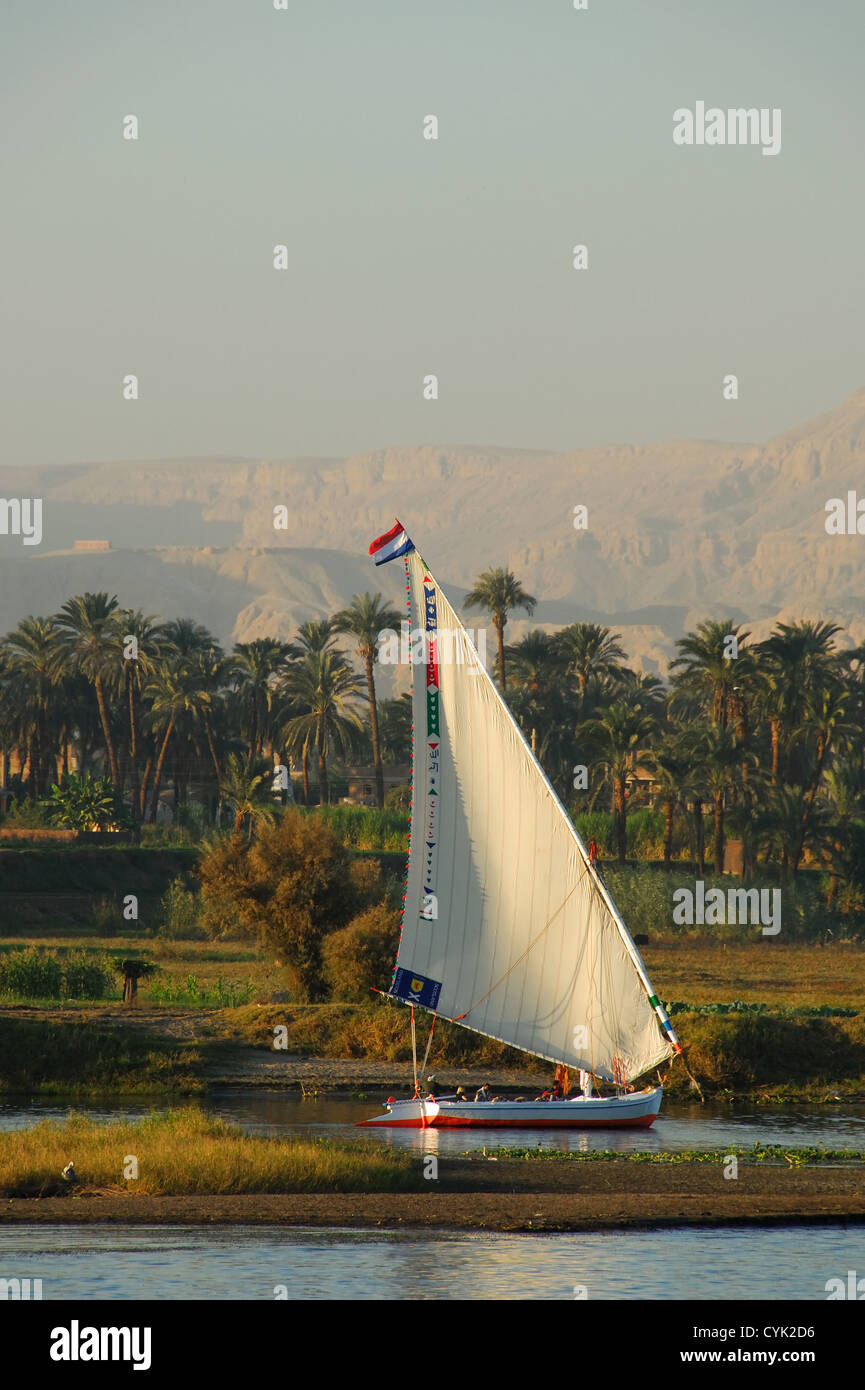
61,950 -> 116,1000
0,798 -> 56,830
89,897 -> 121,936
198,810 -> 385,1000
384,784 -> 411,811
0,947 -> 115,1000
158,879 -> 205,940
48,773 -> 131,833
0,948 -> 63,998
322,901 -> 401,1001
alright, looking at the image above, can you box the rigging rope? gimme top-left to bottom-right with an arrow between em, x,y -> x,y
454,875 -> 584,1020
419,1013 -> 437,1083
410,1005 -> 419,1098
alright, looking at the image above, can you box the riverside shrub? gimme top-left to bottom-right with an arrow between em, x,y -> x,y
197,811 -> 384,1000
322,901 -> 401,1001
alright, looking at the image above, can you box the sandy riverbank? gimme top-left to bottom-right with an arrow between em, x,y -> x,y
3,1162 -> 864,1232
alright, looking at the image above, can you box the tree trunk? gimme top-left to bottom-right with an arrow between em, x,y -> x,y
693,799 -> 705,875
127,675 -> 141,821
714,789 -> 725,874
302,746 -> 310,804
317,716 -> 328,805
318,748 -> 328,806
365,653 -> 384,808
148,719 -> 174,823
495,616 -> 506,690
663,799 -> 673,869
95,675 -> 120,787
615,772 -> 627,863
203,712 -> 220,779
770,718 -> 781,785
139,751 -> 154,819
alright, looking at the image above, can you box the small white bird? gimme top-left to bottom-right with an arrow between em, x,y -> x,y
61,1161 -> 76,1184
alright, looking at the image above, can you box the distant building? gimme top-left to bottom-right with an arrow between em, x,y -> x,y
73,540 -> 111,552
342,763 -> 410,805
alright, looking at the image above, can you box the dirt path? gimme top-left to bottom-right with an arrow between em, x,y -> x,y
0,1005 -> 548,1089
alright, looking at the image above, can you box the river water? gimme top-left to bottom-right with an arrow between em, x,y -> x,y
2,1094 -> 863,1299
2,1090 -> 865,1155
0,1223 -> 862,1300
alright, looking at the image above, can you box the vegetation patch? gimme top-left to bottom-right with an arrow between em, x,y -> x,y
0,1110 -> 418,1197
0,1017 -> 203,1095
0,947 -> 117,1000
467,1144 -> 865,1166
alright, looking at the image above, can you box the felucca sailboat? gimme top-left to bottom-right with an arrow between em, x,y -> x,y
358,521 -> 682,1130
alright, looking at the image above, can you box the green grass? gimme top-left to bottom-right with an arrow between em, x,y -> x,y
302,805 -> 409,853
0,947 -> 117,1000
0,1017 -> 203,1095
0,1110 -> 419,1196
464,1144 -> 865,1165
147,973 -> 256,1008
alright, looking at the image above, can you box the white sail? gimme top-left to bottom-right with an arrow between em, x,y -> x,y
382,536 -> 680,1083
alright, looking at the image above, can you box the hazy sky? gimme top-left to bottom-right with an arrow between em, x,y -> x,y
2,0 -> 863,469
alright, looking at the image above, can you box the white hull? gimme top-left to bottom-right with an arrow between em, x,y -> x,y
358,1085 -> 663,1129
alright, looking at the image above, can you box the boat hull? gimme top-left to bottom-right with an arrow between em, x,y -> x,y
357,1085 -> 663,1129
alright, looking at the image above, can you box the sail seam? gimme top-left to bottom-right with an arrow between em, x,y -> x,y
454,875 -> 584,1020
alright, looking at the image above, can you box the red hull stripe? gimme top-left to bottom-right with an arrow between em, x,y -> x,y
357,1114 -> 657,1129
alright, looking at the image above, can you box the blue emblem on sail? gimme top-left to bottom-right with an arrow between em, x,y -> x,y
392,968 -> 442,1010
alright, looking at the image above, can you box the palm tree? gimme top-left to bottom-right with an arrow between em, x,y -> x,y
218,752 -> 278,837
333,592 -> 408,807
187,646 -> 231,781
506,629 -> 565,755
755,784 -> 833,879
1,616 -> 63,797
693,724 -> 743,874
555,623 -> 626,696
642,735 -> 691,869
280,620 -> 339,798
670,620 -> 751,730
294,619 -> 336,655
232,638 -> 294,758
54,593 -> 122,787
113,610 -> 166,819
282,650 -> 365,805
377,692 -> 413,764
578,689 -> 659,863
463,567 -> 536,691
142,662 -> 197,822
758,620 -> 842,784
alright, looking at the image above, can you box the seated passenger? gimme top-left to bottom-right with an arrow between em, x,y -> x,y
474,1083 -> 492,1102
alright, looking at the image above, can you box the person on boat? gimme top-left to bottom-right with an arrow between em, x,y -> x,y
579,1069 -> 594,1097
535,1077 -> 564,1101
424,1076 -> 444,1098
455,1086 -> 469,1102
474,1083 -> 492,1102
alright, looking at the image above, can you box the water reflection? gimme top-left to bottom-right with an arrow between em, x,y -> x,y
2,1091 -> 864,1154
0,1223 -> 861,1300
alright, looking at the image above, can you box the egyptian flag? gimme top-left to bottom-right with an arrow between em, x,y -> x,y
369,519 -> 414,566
